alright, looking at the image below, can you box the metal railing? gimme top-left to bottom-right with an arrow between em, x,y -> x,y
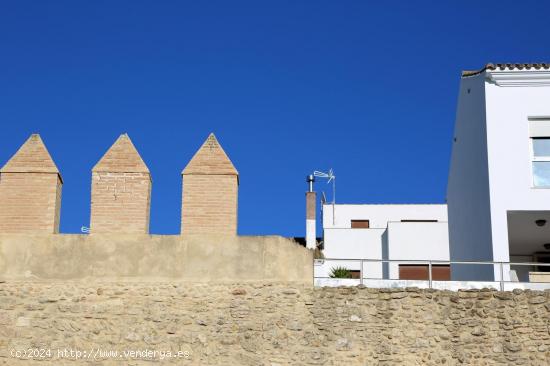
314,258 -> 550,290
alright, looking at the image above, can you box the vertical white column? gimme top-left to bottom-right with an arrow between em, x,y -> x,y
306,190 -> 316,249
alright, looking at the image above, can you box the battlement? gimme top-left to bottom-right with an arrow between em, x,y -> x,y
0,133 -> 239,235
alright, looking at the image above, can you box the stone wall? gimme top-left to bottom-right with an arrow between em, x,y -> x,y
0,283 -> 548,365
0,234 -> 312,284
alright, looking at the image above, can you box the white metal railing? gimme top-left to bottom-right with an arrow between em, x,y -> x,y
314,258 -> 550,291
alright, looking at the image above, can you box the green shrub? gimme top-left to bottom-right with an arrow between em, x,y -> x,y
329,266 -> 352,278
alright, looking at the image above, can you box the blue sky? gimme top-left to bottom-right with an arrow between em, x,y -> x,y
1,1 -> 550,236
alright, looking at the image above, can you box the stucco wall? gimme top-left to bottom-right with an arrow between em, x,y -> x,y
484,78 -> 550,265
447,74 -> 495,280
0,234 -> 312,284
387,221 -> 450,278
0,282 -> 548,365
323,203 -> 447,229
319,205 -> 449,280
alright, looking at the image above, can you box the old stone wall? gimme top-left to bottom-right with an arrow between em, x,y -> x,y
0,234 -> 312,283
0,283 -> 548,365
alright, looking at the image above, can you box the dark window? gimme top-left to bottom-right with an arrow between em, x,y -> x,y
351,220 -> 370,228
400,220 -> 438,223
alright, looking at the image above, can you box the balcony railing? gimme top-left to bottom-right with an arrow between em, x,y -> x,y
314,258 -> 550,291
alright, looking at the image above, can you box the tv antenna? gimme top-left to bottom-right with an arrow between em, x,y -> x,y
313,169 -> 335,203
313,169 -> 336,225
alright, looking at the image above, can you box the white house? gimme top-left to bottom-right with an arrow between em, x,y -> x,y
315,203 -> 449,282
311,63 -> 550,287
447,63 -> 550,282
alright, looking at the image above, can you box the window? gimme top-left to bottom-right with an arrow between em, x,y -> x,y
351,220 -> 370,228
532,138 -> 550,187
398,265 -> 450,281
400,220 -> 438,223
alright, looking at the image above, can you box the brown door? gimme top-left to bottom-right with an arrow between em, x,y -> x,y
399,265 -> 450,280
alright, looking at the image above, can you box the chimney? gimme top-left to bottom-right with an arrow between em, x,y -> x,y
305,175 -> 316,249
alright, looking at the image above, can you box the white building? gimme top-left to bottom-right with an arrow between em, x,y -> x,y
448,63 -> 550,281
315,203 -> 449,282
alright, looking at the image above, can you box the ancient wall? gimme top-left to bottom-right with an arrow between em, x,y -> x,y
0,234 -> 312,283
0,283 -> 548,365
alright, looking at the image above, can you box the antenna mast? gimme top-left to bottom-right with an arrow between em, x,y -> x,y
313,169 -> 336,225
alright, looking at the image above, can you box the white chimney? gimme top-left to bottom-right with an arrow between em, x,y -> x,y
306,175 -> 316,249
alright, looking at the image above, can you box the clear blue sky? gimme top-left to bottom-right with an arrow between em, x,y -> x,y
1,1 -> 549,236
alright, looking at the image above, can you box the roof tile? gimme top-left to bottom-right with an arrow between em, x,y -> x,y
462,63 -> 550,77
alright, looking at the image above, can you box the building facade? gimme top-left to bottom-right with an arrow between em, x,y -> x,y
315,203 -> 449,283
448,63 -> 550,281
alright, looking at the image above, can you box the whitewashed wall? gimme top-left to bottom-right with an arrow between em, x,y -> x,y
317,204 -> 449,280
484,74 -> 550,270
448,69 -> 550,281
323,204 -> 447,229
318,228 -> 385,278
447,74 -> 495,280
386,221 -> 450,278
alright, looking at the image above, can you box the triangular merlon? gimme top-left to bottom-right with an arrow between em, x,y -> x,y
0,134 -> 62,181
92,133 -> 150,174
182,133 -> 238,176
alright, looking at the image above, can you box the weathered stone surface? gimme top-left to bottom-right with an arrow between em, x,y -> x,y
0,283 -> 548,365
0,234 -> 313,284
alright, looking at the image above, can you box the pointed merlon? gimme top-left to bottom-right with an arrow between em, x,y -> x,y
182,133 -> 238,176
92,134 -> 150,174
0,134 -> 62,179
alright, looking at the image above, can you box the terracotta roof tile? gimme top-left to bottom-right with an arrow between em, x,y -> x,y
462,63 -> 550,77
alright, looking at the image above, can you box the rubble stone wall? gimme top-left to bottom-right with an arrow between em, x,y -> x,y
0,283 -> 548,365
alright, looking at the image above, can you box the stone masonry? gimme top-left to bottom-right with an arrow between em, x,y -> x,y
90,134 -> 151,234
0,283 -> 548,365
182,133 -> 238,235
0,134 -> 62,233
